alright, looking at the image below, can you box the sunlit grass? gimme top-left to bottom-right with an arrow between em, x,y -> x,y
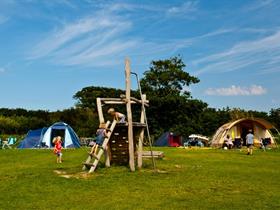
0,147 -> 280,209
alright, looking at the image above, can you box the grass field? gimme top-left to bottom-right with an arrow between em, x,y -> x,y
0,147 -> 280,210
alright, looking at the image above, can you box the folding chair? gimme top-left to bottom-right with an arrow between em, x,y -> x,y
2,139 -> 11,149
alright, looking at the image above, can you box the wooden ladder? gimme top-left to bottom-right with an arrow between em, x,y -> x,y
83,120 -> 117,173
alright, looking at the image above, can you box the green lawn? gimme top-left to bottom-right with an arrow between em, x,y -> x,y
0,147 -> 280,210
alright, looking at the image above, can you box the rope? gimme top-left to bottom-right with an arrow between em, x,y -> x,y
131,72 -> 156,170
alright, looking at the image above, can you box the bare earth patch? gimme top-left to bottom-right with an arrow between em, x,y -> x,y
53,170 -> 92,179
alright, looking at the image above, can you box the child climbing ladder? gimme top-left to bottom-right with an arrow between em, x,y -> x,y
89,123 -> 109,159
83,120 -> 117,173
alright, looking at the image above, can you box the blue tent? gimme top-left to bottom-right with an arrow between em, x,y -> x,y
18,128 -> 47,148
41,122 -> 80,148
18,122 -> 81,149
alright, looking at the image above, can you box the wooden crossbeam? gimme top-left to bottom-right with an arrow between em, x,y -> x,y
99,97 -> 149,107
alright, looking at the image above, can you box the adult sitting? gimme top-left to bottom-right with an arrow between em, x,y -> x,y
224,134 -> 233,149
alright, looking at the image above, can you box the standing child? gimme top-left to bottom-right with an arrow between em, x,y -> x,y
53,136 -> 63,163
107,108 -> 126,123
89,123 -> 108,158
246,130 -> 254,155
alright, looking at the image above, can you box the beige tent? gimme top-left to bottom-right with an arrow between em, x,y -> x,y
211,118 -> 278,147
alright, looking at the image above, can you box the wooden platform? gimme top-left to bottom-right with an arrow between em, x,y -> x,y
109,122 -> 146,165
140,151 -> 164,159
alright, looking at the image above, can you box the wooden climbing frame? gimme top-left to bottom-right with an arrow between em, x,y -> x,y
83,58 -> 149,173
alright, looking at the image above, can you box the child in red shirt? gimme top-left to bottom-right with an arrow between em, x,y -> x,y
53,136 -> 63,163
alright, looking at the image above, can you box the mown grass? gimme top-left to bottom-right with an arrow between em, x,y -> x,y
0,147 -> 280,210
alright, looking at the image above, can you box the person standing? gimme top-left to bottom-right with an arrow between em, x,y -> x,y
246,130 -> 254,155
53,136 -> 63,163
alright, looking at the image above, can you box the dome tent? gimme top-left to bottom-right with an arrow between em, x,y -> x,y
211,118 -> 278,148
18,127 -> 47,148
41,122 -> 80,148
18,122 -> 80,149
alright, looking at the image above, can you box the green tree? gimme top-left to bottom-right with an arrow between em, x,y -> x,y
269,108 -> 280,130
140,56 -> 205,139
200,107 -> 231,136
0,116 -> 20,134
141,56 -> 199,98
73,86 -> 126,110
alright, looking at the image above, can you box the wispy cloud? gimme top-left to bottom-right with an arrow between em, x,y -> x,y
245,0 -> 275,12
27,1 -> 280,71
56,40 -> 138,66
192,29 -> 280,75
29,15 -> 127,59
205,85 -> 267,96
105,2 -> 163,13
28,11 -> 137,66
28,6 -> 239,69
166,1 -> 198,16
27,2 -> 194,67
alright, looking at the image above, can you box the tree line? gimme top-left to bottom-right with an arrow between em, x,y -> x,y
0,56 -> 279,142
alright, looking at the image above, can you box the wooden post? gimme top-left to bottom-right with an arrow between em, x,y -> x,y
96,98 -> 104,123
125,58 -> 135,172
104,147 -> 111,168
104,121 -> 111,168
137,94 -> 146,169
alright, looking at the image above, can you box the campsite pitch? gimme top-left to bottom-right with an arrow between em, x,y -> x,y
0,148 -> 280,209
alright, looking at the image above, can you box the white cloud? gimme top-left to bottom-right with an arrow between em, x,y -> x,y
100,1 -> 180,14
56,40 -> 138,66
29,14 -> 128,59
27,11 -> 139,67
193,29 -> 280,75
27,2 -> 197,67
245,0 -> 275,12
205,85 -> 267,96
106,2 -> 156,12
166,1 -> 198,16
26,1 -> 279,70
28,9 -> 240,68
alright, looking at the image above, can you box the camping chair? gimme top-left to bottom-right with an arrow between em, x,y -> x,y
259,138 -> 266,151
197,140 -> 204,147
2,139 -> 11,149
263,138 -> 271,149
8,137 -> 16,145
233,138 -> 242,149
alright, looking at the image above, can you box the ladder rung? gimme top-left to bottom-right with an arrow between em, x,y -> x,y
83,120 -> 117,173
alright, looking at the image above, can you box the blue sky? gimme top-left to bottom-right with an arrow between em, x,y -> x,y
0,0 -> 279,112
